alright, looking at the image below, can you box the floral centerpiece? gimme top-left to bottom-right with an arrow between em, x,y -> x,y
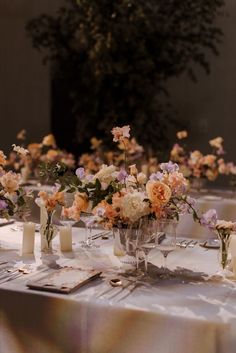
41,126 -> 197,228
37,126 -> 200,262
5,132 -> 76,182
170,131 -> 234,188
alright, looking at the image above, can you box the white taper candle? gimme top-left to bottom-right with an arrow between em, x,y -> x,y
59,226 -> 72,252
22,222 -> 35,254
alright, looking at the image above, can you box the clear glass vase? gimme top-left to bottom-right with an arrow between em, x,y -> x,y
113,218 -> 155,266
40,210 -> 58,253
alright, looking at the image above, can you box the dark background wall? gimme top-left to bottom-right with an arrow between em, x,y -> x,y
0,0 -> 235,162
169,0 -> 236,162
0,0 -> 63,152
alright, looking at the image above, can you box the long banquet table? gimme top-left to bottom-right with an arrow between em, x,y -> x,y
0,224 -> 236,353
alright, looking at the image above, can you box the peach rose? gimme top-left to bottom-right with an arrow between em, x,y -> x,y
209,137 -> 223,150
0,171 -> 21,194
74,192 -> 89,212
0,151 -> 6,166
205,169 -> 218,181
62,193 -> 89,221
201,154 -> 216,167
28,143 -> 41,159
90,137 -> 102,150
189,151 -> 203,167
146,181 -> 171,206
93,200 -> 117,220
42,134 -> 57,148
17,129 -> 26,140
46,149 -> 59,162
164,171 -> 189,195
38,191 -> 65,212
177,130 -> 188,140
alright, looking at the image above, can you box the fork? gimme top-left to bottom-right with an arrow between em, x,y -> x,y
180,240 -> 194,248
176,240 -> 186,247
188,240 -> 198,248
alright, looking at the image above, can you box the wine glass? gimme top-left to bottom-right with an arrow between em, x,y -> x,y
155,220 -> 178,276
80,212 -> 99,248
138,219 -> 157,274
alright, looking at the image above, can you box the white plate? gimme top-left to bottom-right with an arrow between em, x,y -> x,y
199,239 -> 220,249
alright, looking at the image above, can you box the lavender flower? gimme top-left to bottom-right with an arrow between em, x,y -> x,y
85,174 -> 94,182
200,209 -> 218,230
160,161 -> 179,173
95,207 -> 106,217
76,167 -> 85,179
117,169 -> 128,182
149,172 -> 163,181
0,200 -> 7,210
186,196 -> 196,207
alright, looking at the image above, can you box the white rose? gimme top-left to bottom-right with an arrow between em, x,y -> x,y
94,164 -> 117,184
120,192 -> 150,223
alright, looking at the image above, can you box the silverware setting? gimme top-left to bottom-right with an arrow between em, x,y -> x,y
0,266 -> 32,284
91,231 -> 111,241
176,239 -> 198,248
0,220 -> 15,227
0,261 -> 8,266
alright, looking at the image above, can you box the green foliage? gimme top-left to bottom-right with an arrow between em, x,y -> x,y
26,0 -> 225,154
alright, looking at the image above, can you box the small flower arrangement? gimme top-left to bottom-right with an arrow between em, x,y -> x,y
0,149 -> 31,219
37,190 -> 65,250
200,209 -> 236,270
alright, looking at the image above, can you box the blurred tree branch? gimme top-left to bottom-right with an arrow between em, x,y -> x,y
26,0 -> 225,156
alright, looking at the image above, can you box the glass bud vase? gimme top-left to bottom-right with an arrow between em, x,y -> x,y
218,238 -> 230,270
40,210 -> 58,253
217,236 -> 233,278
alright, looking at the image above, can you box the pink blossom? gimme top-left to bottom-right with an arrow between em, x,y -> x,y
111,125 -> 130,142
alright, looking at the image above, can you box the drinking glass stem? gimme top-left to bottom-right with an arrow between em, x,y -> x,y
87,226 -> 92,246
144,254 -> 148,273
84,225 -> 88,244
135,249 -> 140,270
163,254 -> 167,271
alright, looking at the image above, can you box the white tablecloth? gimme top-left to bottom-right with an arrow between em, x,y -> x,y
0,225 -> 236,353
